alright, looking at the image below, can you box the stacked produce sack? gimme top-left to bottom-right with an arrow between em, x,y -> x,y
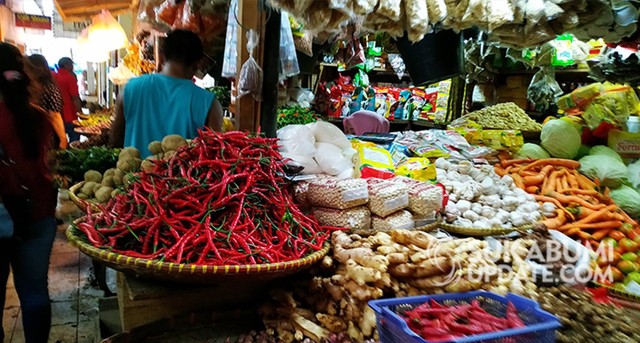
300,175 -> 444,234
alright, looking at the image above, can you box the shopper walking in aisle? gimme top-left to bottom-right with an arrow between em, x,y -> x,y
55,57 -> 82,143
110,29 -> 223,157
0,43 -> 57,343
28,54 -> 68,150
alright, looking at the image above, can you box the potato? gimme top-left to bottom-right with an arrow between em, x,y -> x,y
123,173 -> 135,188
163,150 -> 176,161
101,175 -> 115,187
92,183 -> 102,194
111,189 -> 119,198
148,141 -> 163,155
77,193 -> 89,200
84,170 -> 102,183
161,134 -> 187,152
141,156 -> 158,172
119,147 -> 140,159
95,187 -> 114,203
103,168 -> 116,179
81,181 -> 98,196
117,157 -> 140,172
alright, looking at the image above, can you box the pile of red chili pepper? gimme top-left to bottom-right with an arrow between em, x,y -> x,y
76,130 -> 336,265
402,299 -> 525,342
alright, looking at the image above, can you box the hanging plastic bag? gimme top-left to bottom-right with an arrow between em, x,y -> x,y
279,12 -> 300,81
238,29 -> 263,101
221,0 -> 239,79
173,0 -> 201,33
156,0 -> 181,26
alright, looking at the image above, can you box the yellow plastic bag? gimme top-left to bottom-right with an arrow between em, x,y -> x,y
356,145 -> 394,171
394,157 -> 436,182
608,129 -> 640,159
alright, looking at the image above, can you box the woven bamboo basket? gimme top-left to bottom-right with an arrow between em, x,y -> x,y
350,217 -> 441,236
597,283 -> 640,303
68,181 -> 102,213
439,222 -> 531,237
66,218 -> 330,284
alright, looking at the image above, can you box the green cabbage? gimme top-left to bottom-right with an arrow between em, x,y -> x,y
578,155 -> 628,188
515,143 -> 550,160
589,145 -> 623,162
629,160 -> 640,189
541,120 -> 582,159
610,185 -> 640,218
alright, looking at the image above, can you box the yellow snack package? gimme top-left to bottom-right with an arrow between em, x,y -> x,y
608,129 -> 640,159
481,130 -> 524,152
356,145 -> 394,171
395,158 -> 437,182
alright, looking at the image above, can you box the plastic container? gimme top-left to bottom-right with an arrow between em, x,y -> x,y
369,291 -> 561,343
628,116 -> 640,133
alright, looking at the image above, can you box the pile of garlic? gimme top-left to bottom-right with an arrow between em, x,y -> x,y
435,158 -> 543,229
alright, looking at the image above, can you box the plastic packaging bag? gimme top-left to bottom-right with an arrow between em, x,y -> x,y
371,210 -> 414,231
367,178 -> 409,217
137,0 -> 165,27
277,124 -> 316,156
173,0 -> 201,33
391,177 -> 444,216
312,206 -> 371,231
307,177 -> 369,209
294,181 -> 311,210
279,12 -> 300,81
156,0 -> 180,26
315,142 -> 354,176
221,0 -> 238,79
306,121 -> 351,149
238,30 -> 263,100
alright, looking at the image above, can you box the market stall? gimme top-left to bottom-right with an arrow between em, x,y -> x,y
46,0 -> 640,342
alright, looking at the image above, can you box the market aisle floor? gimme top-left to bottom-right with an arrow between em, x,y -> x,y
2,222 -> 103,343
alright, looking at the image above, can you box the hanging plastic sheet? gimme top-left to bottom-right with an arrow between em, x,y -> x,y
279,11 -> 300,81
221,0 -> 239,79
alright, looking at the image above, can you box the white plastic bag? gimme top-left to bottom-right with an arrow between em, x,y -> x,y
315,142 -> 353,176
279,12 -> 300,81
281,152 -> 323,175
221,0 -> 238,78
306,121 -> 351,150
277,124 -> 316,156
238,30 -> 263,100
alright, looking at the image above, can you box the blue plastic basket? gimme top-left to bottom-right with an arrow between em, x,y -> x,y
369,291 -> 561,343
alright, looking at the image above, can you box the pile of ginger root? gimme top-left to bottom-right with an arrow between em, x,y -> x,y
259,230 -> 538,342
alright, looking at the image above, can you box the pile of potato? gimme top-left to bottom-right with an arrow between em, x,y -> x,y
141,134 -> 188,172
259,230 -> 538,342
75,147 -> 142,204
73,134 -> 188,205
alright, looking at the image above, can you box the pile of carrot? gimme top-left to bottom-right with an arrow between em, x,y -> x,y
495,158 -> 639,243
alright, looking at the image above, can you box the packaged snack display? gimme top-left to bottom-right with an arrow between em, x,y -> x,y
391,177 -> 444,216
307,177 -> 369,209
312,206 -> 371,231
356,144 -> 395,172
371,210 -> 415,231
367,178 -> 409,217
394,157 -> 437,182
608,129 -> 640,159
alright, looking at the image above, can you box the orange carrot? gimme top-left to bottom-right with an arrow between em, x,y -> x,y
563,227 -> 583,236
543,171 -> 561,194
540,209 -> 567,230
549,192 -> 608,210
519,159 -> 581,172
501,159 -> 533,168
567,173 -> 579,189
575,171 -> 595,190
573,204 -> 618,224
512,174 -> 525,189
619,209 -> 640,226
533,195 -> 575,221
560,175 -> 569,192
578,231 -> 593,240
561,221 -> 622,231
523,165 -> 554,186
591,229 -> 612,241
561,188 -> 600,196
495,165 -> 507,177
525,186 -> 540,194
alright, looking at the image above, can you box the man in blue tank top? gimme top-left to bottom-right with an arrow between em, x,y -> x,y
110,30 -> 223,157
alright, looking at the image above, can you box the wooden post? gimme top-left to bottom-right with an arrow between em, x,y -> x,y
259,10 -> 281,137
235,0 -> 265,132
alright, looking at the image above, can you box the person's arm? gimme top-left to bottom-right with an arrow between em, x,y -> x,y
110,93 -> 125,148
205,98 -> 224,132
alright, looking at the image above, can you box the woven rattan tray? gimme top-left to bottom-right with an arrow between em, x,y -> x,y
439,222 -> 531,237
66,218 -> 330,283
68,181 -> 102,213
